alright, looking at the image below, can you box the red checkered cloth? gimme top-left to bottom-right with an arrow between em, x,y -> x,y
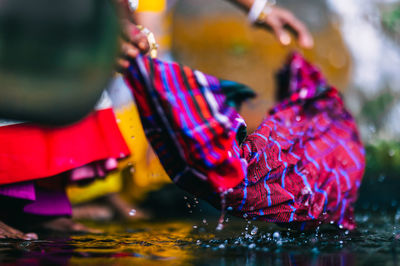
125,53 -> 365,230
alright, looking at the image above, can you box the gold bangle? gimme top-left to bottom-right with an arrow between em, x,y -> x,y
256,0 -> 276,23
136,25 -> 159,58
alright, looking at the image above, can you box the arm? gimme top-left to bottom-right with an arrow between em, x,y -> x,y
227,0 -> 314,48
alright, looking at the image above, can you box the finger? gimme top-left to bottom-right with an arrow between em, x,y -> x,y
131,33 -> 150,53
120,41 -> 140,59
122,26 -> 150,54
280,12 -> 314,48
116,58 -> 130,73
267,17 -> 292,46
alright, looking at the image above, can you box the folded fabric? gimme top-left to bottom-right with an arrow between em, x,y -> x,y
125,53 -> 365,230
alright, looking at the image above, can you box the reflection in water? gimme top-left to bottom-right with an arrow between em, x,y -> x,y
0,213 -> 399,265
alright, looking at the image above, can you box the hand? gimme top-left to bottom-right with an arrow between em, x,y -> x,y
116,20 -> 150,73
256,6 -> 314,49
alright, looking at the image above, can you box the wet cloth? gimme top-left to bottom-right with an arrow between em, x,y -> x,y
0,91 -> 130,216
125,53 -> 365,230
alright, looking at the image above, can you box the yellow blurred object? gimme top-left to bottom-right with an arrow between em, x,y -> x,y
68,84 -> 170,205
135,0 -> 173,60
136,0 -> 166,13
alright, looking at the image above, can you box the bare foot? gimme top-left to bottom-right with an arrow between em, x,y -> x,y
72,205 -> 113,221
41,218 -> 103,234
0,221 -> 38,240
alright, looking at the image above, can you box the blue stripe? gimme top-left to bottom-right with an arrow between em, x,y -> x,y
304,149 -> 320,170
323,161 -> 341,208
276,132 -> 294,144
320,136 -> 332,146
264,176 -> 272,207
339,139 -> 361,170
263,123 -> 273,131
290,152 -> 300,160
314,183 -> 328,213
281,162 -> 288,188
245,144 -> 251,153
294,165 -> 312,191
339,169 -> 351,190
268,136 -> 283,162
166,63 -> 219,164
309,141 -> 318,151
338,199 -> 347,225
254,133 -> 269,143
289,205 -> 296,222
263,151 -> 272,171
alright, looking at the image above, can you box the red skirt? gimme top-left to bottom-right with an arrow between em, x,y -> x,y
0,103 -> 129,186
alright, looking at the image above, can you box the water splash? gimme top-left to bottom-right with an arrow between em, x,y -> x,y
129,209 -> 136,216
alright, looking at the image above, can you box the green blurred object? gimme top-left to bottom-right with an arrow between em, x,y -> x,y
382,6 -> 400,33
0,0 -> 119,125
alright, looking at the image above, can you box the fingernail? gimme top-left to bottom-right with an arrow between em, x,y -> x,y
303,37 -> 314,48
280,33 -> 291,46
139,41 -> 146,50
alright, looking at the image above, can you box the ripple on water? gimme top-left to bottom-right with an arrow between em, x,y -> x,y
0,213 -> 399,265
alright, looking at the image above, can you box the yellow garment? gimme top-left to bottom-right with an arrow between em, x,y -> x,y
67,101 -> 170,205
136,0 -> 166,12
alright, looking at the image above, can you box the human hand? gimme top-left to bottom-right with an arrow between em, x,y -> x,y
116,20 -> 150,73
255,6 -> 314,49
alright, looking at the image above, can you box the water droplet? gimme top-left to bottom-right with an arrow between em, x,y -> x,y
248,243 -> 256,249
250,226 -> 258,235
216,223 -> 224,231
129,209 -> 136,216
196,240 -> 201,245
218,244 -> 225,249
243,213 -> 248,218
193,225 -> 198,229
273,232 -> 281,239
202,219 -> 207,224
227,206 -> 233,211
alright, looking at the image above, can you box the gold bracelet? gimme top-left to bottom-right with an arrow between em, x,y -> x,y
136,25 -> 159,58
256,0 -> 276,23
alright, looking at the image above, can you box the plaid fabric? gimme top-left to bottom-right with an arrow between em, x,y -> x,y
125,53 -> 365,230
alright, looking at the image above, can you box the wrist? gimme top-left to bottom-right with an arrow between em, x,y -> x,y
247,0 -> 276,24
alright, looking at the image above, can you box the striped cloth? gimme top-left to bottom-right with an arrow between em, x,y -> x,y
125,53 -> 365,230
